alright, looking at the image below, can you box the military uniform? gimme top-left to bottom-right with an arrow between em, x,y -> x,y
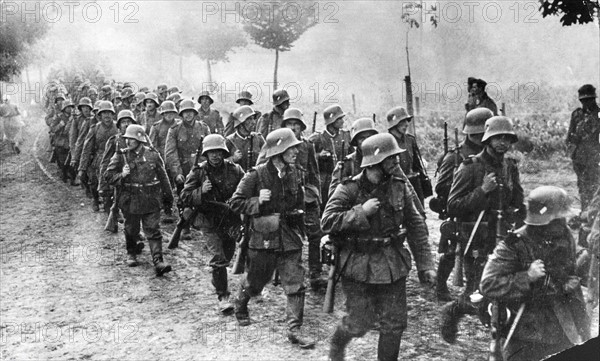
480,224 -> 590,360
139,109 -> 160,136
256,107 -> 284,136
225,131 -> 265,171
389,131 -> 426,205
99,133 -> 128,197
0,101 -> 22,153
466,95 -> 498,116
149,116 -> 177,162
49,110 -> 73,181
165,120 -> 211,192
197,107 -> 223,135
69,113 -> 91,169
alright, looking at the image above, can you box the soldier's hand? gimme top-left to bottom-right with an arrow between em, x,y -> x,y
259,189 -> 271,204
77,170 -> 85,179
233,149 -> 243,162
419,270 -> 437,285
563,276 -> 581,294
122,164 -> 130,177
320,150 -> 331,158
527,259 -> 546,282
201,179 -> 212,194
363,198 -> 381,216
175,174 -> 185,185
481,172 -> 498,193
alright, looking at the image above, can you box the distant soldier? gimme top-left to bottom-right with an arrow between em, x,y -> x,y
149,100 -> 178,162
309,104 -> 353,211
69,97 -> 93,173
78,101 -> 118,212
131,92 -> 146,120
180,135 -> 245,313
441,116 -> 525,343
465,77 -> 498,116
168,86 -> 181,97
433,108 -> 492,302
480,186 -> 591,361
165,99 -> 211,240
139,92 -> 161,135
87,87 -> 98,105
225,105 -> 264,171
197,91 -> 224,135
566,84 -> 600,211
115,88 -> 135,115
255,89 -> 290,136
224,91 -> 259,137
104,124 -> 174,275
166,93 -> 183,112
100,85 -> 112,101
100,110 -> 137,199
156,83 -> 168,104
322,133 -> 436,361
230,128 -> 315,349
72,100 -> 101,197
0,95 -> 23,154
50,99 -> 75,183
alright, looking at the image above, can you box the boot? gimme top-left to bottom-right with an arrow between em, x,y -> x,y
126,253 -> 138,267
377,332 -> 402,361
218,295 -> 234,315
92,198 -> 100,212
288,327 -> 315,349
436,254 -> 455,302
103,196 -> 112,214
135,242 -> 145,255
440,300 -> 462,344
329,327 -> 353,361
286,293 -> 314,349
234,288 -> 251,326
212,267 -> 232,314
149,238 -> 171,276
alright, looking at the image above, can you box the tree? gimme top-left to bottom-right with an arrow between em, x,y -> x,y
241,0 -> 317,89
539,0 -> 600,26
0,4 -> 49,82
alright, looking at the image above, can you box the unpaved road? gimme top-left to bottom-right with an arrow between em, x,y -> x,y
1,110 -> 597,360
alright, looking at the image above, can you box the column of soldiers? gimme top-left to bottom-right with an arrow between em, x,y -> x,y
41,78 -> 597,360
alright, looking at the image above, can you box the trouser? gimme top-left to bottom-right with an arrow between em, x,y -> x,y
205,229 -> 236,298
305,202 -> 323,277
408,176 -> 425,209
573,162 -> 600,211
320,172 -> 332,213
123,210 -> 164,263
241,249 -> 306,330
55,146 -> 72,180
462,251 -> 487,301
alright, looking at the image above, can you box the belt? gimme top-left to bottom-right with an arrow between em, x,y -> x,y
123,180 -> 160,188
346,235 -> 405,254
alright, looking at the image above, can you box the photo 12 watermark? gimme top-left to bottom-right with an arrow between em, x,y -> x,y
0,1 -> 140,24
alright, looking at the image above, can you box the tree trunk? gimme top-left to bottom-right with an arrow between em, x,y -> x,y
179,55 -> 183,81
25,67 -> 31,101
206,59 -> 213,84
273,49 -> 279,90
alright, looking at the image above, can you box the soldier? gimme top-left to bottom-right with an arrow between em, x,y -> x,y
87,87 -> 98,105
322,133 -> 436,361
166,93 -> 183,112
104,124 -> 174,275
465,77 -> 498,115
149,100 -> 178,162
441,116 -> 525,343
309,104 -> 353,212
73,100 -> 101,197
480,186 -> 590,361
50,99 -> 75,182
566,84 -> 600,211
116,88 -> 135,115
132,92 -> 146,120
168,86 -> 181,96
68,97 -> 93,177
180,135 -> 245,313
78,101 -> 119,212
255,89 -> 290,136
387,106 -> 427,206
230,128 -> 315,349
225,105 -> 265,171
433,108 -> 492,302
197,91 -> 224,135
156,83 -> 168,104
139,92 -> 161,135
224,91 -> 259,137
165,99 -> 211,239
0,95 -> 23,154
100,85 -> 112,101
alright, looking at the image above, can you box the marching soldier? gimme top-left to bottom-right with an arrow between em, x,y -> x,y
149,100 -> 178,163
100,85 -> 112,101
309,104 -> 353,212
387,106 -> 427,206
156,83 -> 168,104
180,135 -> 245,313
0,95 -> 23,154
321,133 -> 436,361
441,116 -> 525,343
87,87 -> 98,107
480,186 -> 590,361
230,128 -> 315,349
224,91 -> 259,137
255,89 -> 290,136
139,92 -> 161,135
132,92 -> 146,120
50,99 -> 75,183
168,86 -> 181,96
225,105 -> 264,171
116,88 -> 135,115
566,84 -> 600,211
78,101 -> 118,212
465,77 -> 498,115
165,99 -> 211,240
197,91 -> 224,135
166,93 -> 183,111
433,108 -> 492,302
72,100 -> 101,197
69,97 -> 93,174
104,124 -> 174,275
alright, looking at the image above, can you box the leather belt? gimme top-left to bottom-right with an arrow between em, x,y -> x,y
346,235 -> 405,254
123,180 -> 160,188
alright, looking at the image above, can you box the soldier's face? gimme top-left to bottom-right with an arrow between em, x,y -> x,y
164,112 -> 176,122
81,106 -> 91,117
580,98 -> 596,109
207,150 -> 225,167
182,110 -> 195,123
332,117 -> 345,130
119,119 -> 132,133
64,106 -> 72,115
488,135 -> 512,154
200,98 -> 211,107
470,84 -> 483,96
145,101 -> 156,111
242,116 -> 257,132
281,145 -> 299,165
279,100 -> 290,111
126,138 -> 140,150
382,155 -> 399,175
238,99 -> 252,106
355,132 -> 375,149
284,120 -> 303,138
396,120 -> 409,134
100,111 -> 112,124
468,133 -> 484,146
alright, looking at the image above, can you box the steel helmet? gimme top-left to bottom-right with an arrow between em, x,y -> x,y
92,100 -> 102,113
160,100 -> 178,114
578,84 -> 597,100
139,86 -> 149,93
168,86 -> 181,94
55,93 -> 66,102
156,83 -> 168,93
197,90 -> 214,104
481,116 -> 518,143
101,85 -> 112,93
264,128 -> 302,158
232,105 -> 257,129
61,99 -> 75,111
133,92 -> 146,106
167,92 -> 182,104
144,92 -> 160,107
350,118 -> 378,146
201,134 -> 230,156
117,110 -> 136,128
111,90 -> 121,101
123,124 -> 147,143
178,99 -> 198,115
77,97 -> 93,110
97,100 -> 116,114
525,186 -> 576,225
272,89 -> 290,106
236,91 -> 254,105
87,87 -> 98,96
120,87 -> 134,100
360,133 -> 405,167
463,108 -> 493,134
323,104 -> 346,126
386,106 -> 412,129
282,108 -> 307,130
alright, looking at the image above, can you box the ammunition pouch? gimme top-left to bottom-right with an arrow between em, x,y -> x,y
438,220 -> 462,253
429,196 -> 448,219
284,209 -> 305,228
320,235 -> 334,265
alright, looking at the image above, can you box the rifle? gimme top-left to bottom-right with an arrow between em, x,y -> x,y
452,128 -> 464,287
489,181 -> 505,360
323,140 -> 346,313
312,111 -> 317,134
443,121 -> 449,155
232,134 -> 254,274
104,151 -> 126,233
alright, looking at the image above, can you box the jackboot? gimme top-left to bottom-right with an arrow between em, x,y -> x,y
126,253 -> 138,267
440,300 -> 462,344
148,238 -> 172,276
436,253 -> 455,302
329,326 -> 353,361
234,288 -> 251,326
286,293 -> 314,349
91,190 -> 100,212
212,267 -> 233,314
377,332 -> 402,361
124,234 -> 139,267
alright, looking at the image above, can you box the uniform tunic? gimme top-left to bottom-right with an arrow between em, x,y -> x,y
165,120 -> 211,185
197,107 -> 223,135
225,131 -> 265,172
79,121 -> 118,193
256,107 -> 284,137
